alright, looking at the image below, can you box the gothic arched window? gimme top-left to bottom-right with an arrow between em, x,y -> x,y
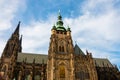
59,40 -> 65,53
59,46 -> 62,52
62,46 -> 64,52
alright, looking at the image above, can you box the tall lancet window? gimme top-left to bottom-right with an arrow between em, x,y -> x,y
59,46 -> 62,52
59,40 -> 64,53
61,46 -> 64,52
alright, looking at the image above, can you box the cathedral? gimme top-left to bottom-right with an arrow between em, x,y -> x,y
0,13 -> 120,80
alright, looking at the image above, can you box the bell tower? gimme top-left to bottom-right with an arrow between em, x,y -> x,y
47,12 -> 75,80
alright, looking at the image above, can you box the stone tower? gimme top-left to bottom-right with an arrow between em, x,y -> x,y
47,12 -> 74,80
0,22 -> 22,80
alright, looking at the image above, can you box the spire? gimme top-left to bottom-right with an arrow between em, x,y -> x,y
56,11 -> 63,26
56,11 -> 66,31
13,21 -> 20,35
1,22 -> 21,59
58,10 -> 62,20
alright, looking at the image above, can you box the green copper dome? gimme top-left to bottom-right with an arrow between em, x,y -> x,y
56,12 -> 66,31
56,26 -> 66,31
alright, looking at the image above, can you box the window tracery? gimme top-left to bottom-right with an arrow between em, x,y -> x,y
58,40 -> 65,52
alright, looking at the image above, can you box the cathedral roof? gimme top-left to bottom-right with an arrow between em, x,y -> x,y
17,53 -> 113,68
74,44 -> 85,55
94,58 -> 113,67
17,52 -> 48,64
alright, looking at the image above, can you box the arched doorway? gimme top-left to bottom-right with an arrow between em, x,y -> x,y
58,63 -> 66,80
59,65 -> 65,78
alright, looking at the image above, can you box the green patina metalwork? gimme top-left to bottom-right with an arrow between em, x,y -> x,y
56,12 -> 66,31
51,24 -> 56,30
67,26 -> 71,32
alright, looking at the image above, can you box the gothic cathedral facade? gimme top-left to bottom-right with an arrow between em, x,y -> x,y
0,13 -> 120,80
47,13 -> 98,80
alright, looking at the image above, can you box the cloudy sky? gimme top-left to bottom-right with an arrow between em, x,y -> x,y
0,0 -> 120,68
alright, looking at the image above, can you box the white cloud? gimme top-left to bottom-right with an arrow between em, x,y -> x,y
63,0 -> 120,66
0,0 -> 26,31
0,0 -> 26,56
21,15 -> 56,54
21,3 -> 120,64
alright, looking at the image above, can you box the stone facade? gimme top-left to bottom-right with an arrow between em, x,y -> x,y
0,13 -> 120,80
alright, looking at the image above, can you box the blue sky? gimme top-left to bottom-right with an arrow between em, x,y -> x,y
0,0 -> 120,68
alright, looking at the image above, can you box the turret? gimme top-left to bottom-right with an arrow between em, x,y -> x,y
51,24 -> 56,35
67,26 -> 71,36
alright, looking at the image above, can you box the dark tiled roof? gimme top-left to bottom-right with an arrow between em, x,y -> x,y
17,52 -> 48,64
17,53 -> 113,68
93,58 -> 113,67
74,44 -> 85,55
